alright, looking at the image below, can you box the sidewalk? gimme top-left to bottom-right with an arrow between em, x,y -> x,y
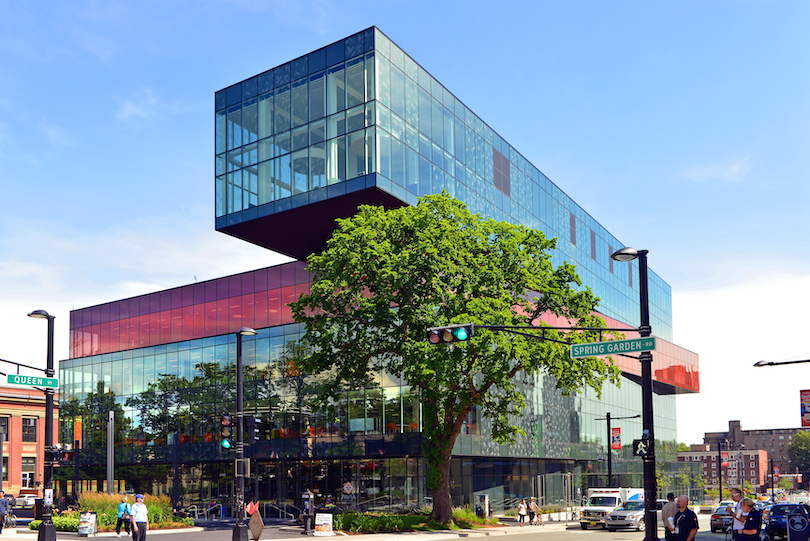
3,516 -> 577,540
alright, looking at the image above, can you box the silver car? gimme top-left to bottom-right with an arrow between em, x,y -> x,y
605,499 -> 666,532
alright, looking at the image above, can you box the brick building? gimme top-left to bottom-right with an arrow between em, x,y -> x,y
680,445 -> 768,492
0,384 -> 59,496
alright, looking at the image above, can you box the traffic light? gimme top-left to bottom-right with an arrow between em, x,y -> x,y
220,415 -> 233,449
247,415 -> 260,444
426,324 -> 474,344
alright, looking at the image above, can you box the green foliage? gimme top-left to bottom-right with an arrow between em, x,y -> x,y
29,516 -> 80,531
677,443 -> 690,452
77,492 -> 175,528
290,193 -> 620,522
331,508 -> 492,532
788,431 -> 810,472
778,477 -> 793,491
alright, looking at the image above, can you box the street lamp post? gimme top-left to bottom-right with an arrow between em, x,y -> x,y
28,310 -> 56,541
610,248 -> 657,541
232,327 -> 256,541
595,413 -> 641,487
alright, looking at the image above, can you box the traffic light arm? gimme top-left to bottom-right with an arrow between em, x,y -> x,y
427,323 -> 633,346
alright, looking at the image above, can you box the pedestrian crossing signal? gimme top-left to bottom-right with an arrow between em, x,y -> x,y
633,439 -> 650,457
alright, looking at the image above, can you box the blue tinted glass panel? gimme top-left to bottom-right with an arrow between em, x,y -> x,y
363,28 -> 374,52
215,90 -> 226,111
326,41 -> 344,66
274,85 -> 291,134
227,84 -> 242,107
327,64 -> 345,115
274,64 -> 291,88
308,49 -> 326,74
258,71 -> 273,95
309,72 -> 325,121
390,65 -> 405,119
345,32 -> 363,59
243,77 -> 258,99
310,142 -> 326,189
292,57 -> 307,81
345,57 -> 365,108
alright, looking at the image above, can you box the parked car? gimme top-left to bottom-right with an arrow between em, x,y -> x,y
13,494 -> 36,508
762,503 -> 810,541
605,499 -> 667,532
711,505 -> 734,533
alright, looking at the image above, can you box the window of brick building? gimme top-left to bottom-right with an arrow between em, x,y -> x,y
22,417 -> 36,442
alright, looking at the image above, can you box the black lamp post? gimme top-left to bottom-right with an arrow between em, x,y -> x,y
610,247 -> 657,541
28,310 -> 56,541
596,413 -> 641,487
232,327 -> 256,541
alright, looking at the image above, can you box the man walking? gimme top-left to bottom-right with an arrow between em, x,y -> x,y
662,493 -> 678,541
130,494 -> 148,541
0,491 -> 8,534
674,495 -> 698,541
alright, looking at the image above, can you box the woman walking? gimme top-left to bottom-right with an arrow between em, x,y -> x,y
518,499 -> 528,526
115,495 -> 131,537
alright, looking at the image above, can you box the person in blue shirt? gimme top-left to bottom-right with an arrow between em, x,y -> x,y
116,495 -> 131,537
0,491 -> 9,534
130,494 -> 148,541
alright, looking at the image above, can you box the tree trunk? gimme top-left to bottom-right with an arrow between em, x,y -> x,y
431,456 -> 454,523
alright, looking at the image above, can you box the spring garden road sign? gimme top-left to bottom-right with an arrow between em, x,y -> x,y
7,374 -> 59,388
570,337 -> 656,359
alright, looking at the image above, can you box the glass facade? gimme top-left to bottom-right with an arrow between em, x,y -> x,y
215,28 -> 673,342
58,28 -> 701,510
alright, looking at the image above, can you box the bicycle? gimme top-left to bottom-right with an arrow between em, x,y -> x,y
4,512 -> 17,529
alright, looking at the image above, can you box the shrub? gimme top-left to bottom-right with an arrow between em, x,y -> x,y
75,493 -> 180,530
29,516 -> 80,532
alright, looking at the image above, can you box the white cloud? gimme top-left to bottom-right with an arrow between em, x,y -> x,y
674,272 -> 810,445
116,88 -> 160,120
682,157 -> 750,182
40,123 -> 74,146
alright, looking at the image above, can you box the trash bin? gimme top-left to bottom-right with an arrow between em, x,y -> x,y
34,499 -> 44,521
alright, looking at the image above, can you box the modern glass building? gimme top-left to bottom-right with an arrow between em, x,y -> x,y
59,28 -> 701,511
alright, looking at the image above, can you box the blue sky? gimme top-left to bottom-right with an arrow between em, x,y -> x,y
1,1 -> 809,446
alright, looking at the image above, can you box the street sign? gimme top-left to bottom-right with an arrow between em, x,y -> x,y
7,374 -> 58,388
570,337 -> 656,359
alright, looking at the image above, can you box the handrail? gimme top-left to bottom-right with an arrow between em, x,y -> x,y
262,502 -> 297,520
202,503 -> 222,519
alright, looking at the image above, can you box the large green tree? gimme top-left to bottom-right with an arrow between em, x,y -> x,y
788,430 -> 810,473
290,193 -> 621,523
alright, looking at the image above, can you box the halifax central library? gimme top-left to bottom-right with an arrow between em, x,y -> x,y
55,27 -> 701,514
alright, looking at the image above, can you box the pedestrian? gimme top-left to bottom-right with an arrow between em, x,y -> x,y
662,492 -> 679,541
0,491 -> 8,534
517,499 -> 527,526
116,495 -> 131,537
738,498 -> 762,541
529,497 -> 543,525
130,494 -> 148,541
674,495 -> 698,541
727,488 -> 744,540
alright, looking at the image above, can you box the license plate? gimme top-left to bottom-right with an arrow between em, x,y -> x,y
591,522 -> 598,525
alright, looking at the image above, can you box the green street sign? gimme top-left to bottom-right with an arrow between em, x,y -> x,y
570,337 -> 656,359
7,374 -> 59,389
